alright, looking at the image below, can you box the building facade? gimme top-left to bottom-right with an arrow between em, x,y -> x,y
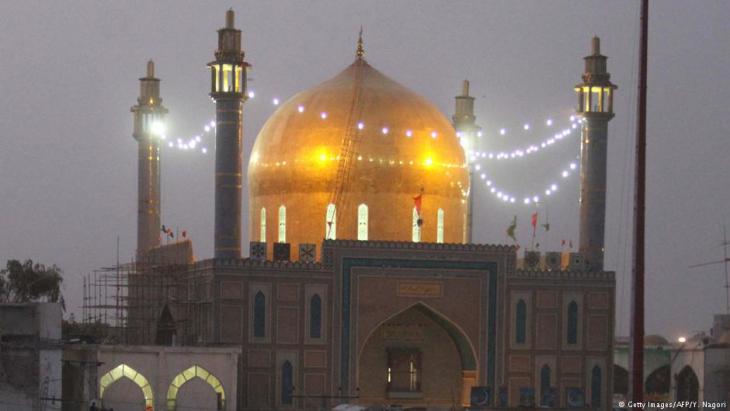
118,10 -> 618,411
128,241 -> 614,410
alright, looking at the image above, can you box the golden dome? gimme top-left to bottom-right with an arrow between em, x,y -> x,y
248,56 -> 468,260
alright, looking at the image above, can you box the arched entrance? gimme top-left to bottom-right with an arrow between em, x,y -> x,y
155,304 -> 176,346
99,364 -> 154,411
613,365 -> 628,396
676,366 -> 699,410
167,365 -> 226,411
358,303 -> 477,408
645,365 -> 670,400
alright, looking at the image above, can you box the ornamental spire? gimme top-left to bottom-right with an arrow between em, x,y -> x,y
356,26 -> 364,59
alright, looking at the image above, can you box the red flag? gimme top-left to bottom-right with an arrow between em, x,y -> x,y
182,230 -> 187,238
531,212 -> 538,238
413,193 -> 423,215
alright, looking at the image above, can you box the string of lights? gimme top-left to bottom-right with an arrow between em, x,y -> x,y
477,158 -> 579,206
465,116 -> 583,162
159,91 -> 582,163
162,120 -> 215,154
157,93 -> 583,209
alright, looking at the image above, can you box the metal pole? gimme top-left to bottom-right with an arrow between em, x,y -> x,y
722,225 -> 730,314
630,0 -> 649,405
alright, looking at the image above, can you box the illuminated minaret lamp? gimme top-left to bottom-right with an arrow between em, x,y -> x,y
209,9 -> 249,259
452,80 -> 481,243
575,37 -> 616,271
131,60 -> 168,259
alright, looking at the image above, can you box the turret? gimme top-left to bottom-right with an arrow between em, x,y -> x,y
575,37 -> 617,271
452,80 -> 481,243
131,60 -> 168,258
208,9 -> 249,259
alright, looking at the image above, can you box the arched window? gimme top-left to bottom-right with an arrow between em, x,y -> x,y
99,364 -> 154,410
278,205 -> 286,243
567,301 -> 578,344
260,208 -> 266,242
591,365 -> 602,407
412,207 -> 421,242
436,208 -> 445,243
540,364 -> 552,406
310,294 -> 322,339
254,291 -> 266,338
167,365 -> 225,411
281,361 -> 294,405
358,204 -> 368,241
325,203 -> 336,240
515,299 -> 527,344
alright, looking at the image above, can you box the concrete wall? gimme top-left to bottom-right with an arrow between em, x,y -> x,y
703,346 -> 730,403
0,303 -> 62,411
96,345 -> 240,411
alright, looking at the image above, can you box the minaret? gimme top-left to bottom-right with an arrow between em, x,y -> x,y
131,60 -> 168,259
452,80 -> 481,243
575,37 -> 617,271
209,9 -> 249,259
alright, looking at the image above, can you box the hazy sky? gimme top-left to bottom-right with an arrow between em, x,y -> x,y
1,1 -> 729,340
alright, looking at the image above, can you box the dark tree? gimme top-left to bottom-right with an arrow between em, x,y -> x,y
0,259 -> 63,304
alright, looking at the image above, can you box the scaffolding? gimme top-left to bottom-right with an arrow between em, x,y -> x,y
80,239 -> 199,345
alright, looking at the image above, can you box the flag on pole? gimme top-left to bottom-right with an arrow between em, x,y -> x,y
506,216 -> 517,242
413,189 -> 424,227
413,193 -> 422,214
531,212 -> 538,238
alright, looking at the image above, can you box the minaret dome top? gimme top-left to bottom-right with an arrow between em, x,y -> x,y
592,36 -> 601,55
226,9 -> 235,29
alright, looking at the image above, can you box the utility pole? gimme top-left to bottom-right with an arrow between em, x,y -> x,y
630,0 -> 649,405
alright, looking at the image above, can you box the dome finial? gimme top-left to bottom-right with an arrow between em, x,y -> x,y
356,26 -> 365,59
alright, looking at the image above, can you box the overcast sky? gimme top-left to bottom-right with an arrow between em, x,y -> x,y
1,1 -> 729,339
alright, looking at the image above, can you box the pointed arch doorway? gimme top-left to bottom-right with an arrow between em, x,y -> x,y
357,303 -> 477,408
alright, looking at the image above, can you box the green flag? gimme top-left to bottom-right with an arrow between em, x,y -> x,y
506,215 -> 517,242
